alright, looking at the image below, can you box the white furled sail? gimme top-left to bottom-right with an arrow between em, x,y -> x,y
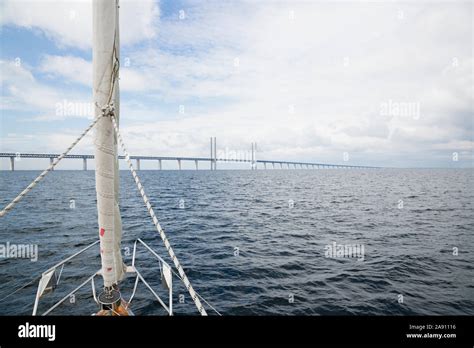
93,0 -> 125,289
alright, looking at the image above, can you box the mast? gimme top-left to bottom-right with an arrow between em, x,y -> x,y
93,0 -> 126,310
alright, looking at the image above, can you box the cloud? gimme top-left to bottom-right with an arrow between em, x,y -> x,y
1,59 -> 92,120
1,0 -> 473,167
114,0 -> 472,164
39,55 -> 91,85
39,54 -> 151,92
1,60 -> 63,112
0,130 -> 94,154
0,0 -> 159,49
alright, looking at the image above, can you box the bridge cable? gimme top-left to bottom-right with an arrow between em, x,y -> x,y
109,113 -> 208,316
0,115 -> 103,218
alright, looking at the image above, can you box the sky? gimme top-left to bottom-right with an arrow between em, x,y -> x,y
0,0 -> 473,170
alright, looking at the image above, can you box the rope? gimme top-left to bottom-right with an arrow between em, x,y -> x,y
109,114 -> 208,316
0,116 -> 103,218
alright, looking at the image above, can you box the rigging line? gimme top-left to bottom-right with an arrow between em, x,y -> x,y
169,267 -> 222,316
109,113 -> 208,316
0,275 -> 41,303
1,241 -> 98,304
196,289 -> 222,316
105,19 -> 120,109
0,115 -> 104,218
108,44 -> 119,106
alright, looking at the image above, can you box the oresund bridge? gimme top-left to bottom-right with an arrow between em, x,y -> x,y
0,139 -> 378,171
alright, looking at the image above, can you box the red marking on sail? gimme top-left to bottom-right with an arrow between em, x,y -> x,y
100,228 -> 105,237
107,267 -> 112,272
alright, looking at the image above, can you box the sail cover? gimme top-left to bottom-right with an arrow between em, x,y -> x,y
93,0 -> 125,287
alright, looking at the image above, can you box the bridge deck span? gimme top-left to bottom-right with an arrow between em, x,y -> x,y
0,153 -> 377,170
